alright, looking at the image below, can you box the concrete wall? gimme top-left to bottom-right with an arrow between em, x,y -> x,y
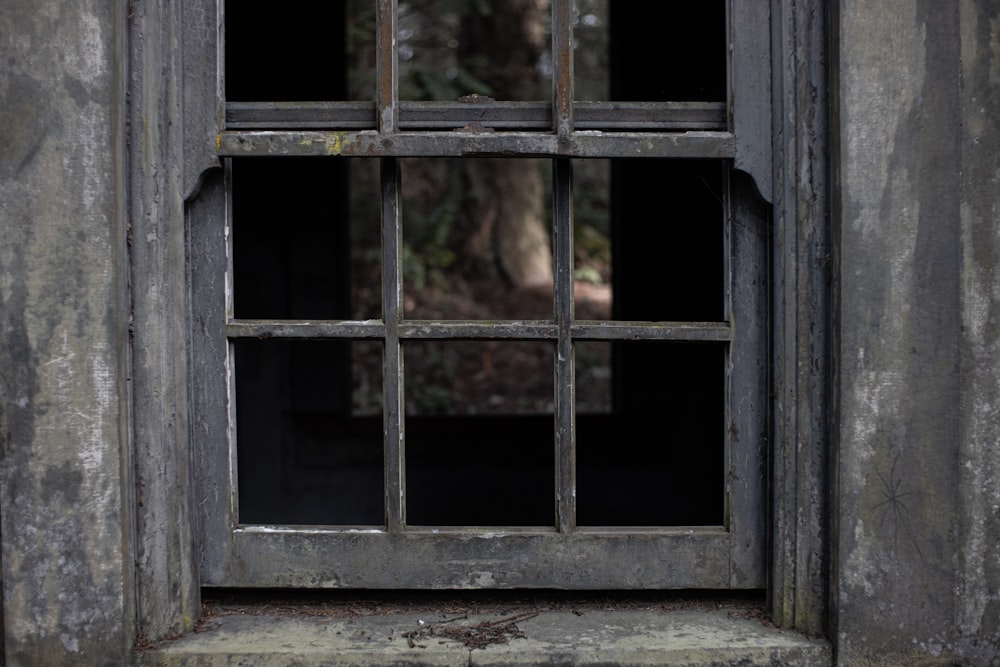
0,2 -> 132,665
835,1 -> 1000,664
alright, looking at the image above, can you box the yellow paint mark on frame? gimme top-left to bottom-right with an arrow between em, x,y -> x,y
297,134 -> 344,155
325,133 -> 344,155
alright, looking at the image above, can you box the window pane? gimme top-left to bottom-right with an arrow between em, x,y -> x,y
231,158 -> 381,321
607,1 -> 726,102
225,0 -> 376,102
404,341 -> 554,527
577,341 -> 725,526
572,0 -> 609,101
234,339 -> 384,526
404,341 -> 554,416
574,159 -> 725,322
571,159 -> 612,318
405,416 -> 555,526
401,158 -> 554,320
398,0 -> 551,102
575,341 -> 611,414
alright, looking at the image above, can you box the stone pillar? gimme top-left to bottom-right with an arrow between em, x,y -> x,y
0,1 -> 133,665
835,1 -> 1000,664
954,0 -> 1000,661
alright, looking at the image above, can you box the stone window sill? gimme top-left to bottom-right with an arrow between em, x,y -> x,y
140,597 -> 831,666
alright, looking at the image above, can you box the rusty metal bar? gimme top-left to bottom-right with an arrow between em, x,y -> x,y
553,158 -> 575,534
225,101 -> 728,131
217,130 -> 736,159
376,0 -> 397,134
552,0 -> 573,137
381,157 -> 404,533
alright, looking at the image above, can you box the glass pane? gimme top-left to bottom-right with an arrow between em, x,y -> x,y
577,341 -> 725,526
404,341 -> 554,526
612,160 -> 725,322
231,158 -> 381,321
571,159 -> 612,318
399,0 -> 551,101
225,0 -> 376,102
404,341 -> 554,416
234,339 -> 384,526
572,0 -> 609,101
572,159 -> 725,322
606,1 -> 726,102
575,341 -> 611,414
401,158 -> 554,320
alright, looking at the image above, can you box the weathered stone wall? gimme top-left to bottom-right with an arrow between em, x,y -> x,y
836,1 -> 1000,664
0,1 -> 132,665
955,3 -> 1000,662
2,0 -> 999,664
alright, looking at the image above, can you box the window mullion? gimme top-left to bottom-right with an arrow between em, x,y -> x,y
553,158 -> 575,534
223,100 -> 728,131
378,0 -> 402,533
381,157 -> 405,533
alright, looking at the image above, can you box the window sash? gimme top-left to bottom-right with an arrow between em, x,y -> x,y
193,0 -> 770,590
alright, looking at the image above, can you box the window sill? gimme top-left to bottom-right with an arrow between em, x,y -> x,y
140,601 -> 830,666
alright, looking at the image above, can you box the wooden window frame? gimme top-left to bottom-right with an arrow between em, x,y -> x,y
188,0 -> 769,590
128,0 -> 830,637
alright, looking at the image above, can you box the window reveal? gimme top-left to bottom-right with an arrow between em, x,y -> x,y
192,0 -> 770,589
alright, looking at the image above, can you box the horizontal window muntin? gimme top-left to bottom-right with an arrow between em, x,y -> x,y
226,320 -> 732,342
225,101 -> 728,131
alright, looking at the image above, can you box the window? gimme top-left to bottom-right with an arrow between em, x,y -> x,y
191,0 -> 771,589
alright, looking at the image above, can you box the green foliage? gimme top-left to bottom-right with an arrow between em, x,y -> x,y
396,0 -> 498,101
575,222 -> 611,266
402,171 -> 459,290
573,265 -> 603,285
402,65 -> 494,103
402,242 -> 456,292
346,0 -> 378,99
348,0 -> 613,291
406,344 -> 461,415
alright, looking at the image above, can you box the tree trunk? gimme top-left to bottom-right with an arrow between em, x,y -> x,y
457,0 -> 552,288
460,158 -> 551,288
